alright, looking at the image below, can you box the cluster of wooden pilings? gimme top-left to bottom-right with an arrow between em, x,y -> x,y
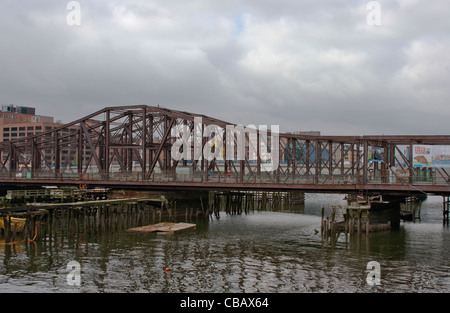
254,191 -> 305,211
320,205 -> 391,242
0,198 -> 175,246
207,191 -> 305,219
320,206 -> 367,244
209,192 -> 254,218
400,196 -> 423,222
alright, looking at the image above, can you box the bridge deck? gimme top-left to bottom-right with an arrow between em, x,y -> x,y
1,177 -> 448,195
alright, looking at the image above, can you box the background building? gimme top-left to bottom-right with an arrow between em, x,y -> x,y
0,105 -> 82,170
0,104 -> 62,142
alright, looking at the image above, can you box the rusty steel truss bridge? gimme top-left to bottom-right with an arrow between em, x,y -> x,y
1,105 -> 450,196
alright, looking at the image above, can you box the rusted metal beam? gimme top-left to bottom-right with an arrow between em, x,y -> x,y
146,117 -> 175,180
80,121 -> 105,179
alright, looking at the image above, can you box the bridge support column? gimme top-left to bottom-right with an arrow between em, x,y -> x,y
374,195 -> 402,229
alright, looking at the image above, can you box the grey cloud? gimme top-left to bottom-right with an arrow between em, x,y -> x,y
0,0 -> 449,135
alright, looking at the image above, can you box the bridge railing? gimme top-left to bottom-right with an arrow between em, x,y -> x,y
1,167 -> 448,188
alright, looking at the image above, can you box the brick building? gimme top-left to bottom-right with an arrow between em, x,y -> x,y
0,105 -> 64,142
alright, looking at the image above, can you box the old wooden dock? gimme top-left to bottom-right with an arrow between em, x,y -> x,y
0,188 -> 178,245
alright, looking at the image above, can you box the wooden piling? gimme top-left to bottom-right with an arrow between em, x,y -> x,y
12,222 -> 17,243
357,210 -> 362,235
366,211 -> 370,236
330,207 -> 336,234
347,215 -> 350,235
443,196 -> 450,221
4,217 -> 10,244
321,206 -> 325,235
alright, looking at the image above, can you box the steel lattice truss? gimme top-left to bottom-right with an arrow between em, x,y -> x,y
1,105 -> 450,194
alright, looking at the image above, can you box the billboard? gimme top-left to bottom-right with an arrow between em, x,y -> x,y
413,145 -> 450,168
368,147 -> 384,162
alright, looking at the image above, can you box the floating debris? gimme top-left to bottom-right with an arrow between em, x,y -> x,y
127,222 -> 196,233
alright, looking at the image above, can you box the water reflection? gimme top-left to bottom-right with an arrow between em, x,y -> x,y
0,194 -> 449,293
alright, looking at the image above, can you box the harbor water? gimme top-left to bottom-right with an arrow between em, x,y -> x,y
0,193 -> 448,293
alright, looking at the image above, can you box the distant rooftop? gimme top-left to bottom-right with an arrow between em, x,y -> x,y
1,104 -> 36,115
288,130 -> 321,136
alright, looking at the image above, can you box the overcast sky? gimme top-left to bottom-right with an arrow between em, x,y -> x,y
1,0 -> 449,135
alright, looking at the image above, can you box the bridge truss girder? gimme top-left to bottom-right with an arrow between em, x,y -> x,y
0,105 -> 450,193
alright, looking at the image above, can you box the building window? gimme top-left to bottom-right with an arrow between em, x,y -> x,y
11,127 -> 17,131
3,128 -> 9,131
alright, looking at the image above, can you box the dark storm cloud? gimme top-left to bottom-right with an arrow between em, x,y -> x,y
0,0 -> 449,135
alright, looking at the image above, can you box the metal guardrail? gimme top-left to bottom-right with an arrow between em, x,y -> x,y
0,169 -> 448,188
